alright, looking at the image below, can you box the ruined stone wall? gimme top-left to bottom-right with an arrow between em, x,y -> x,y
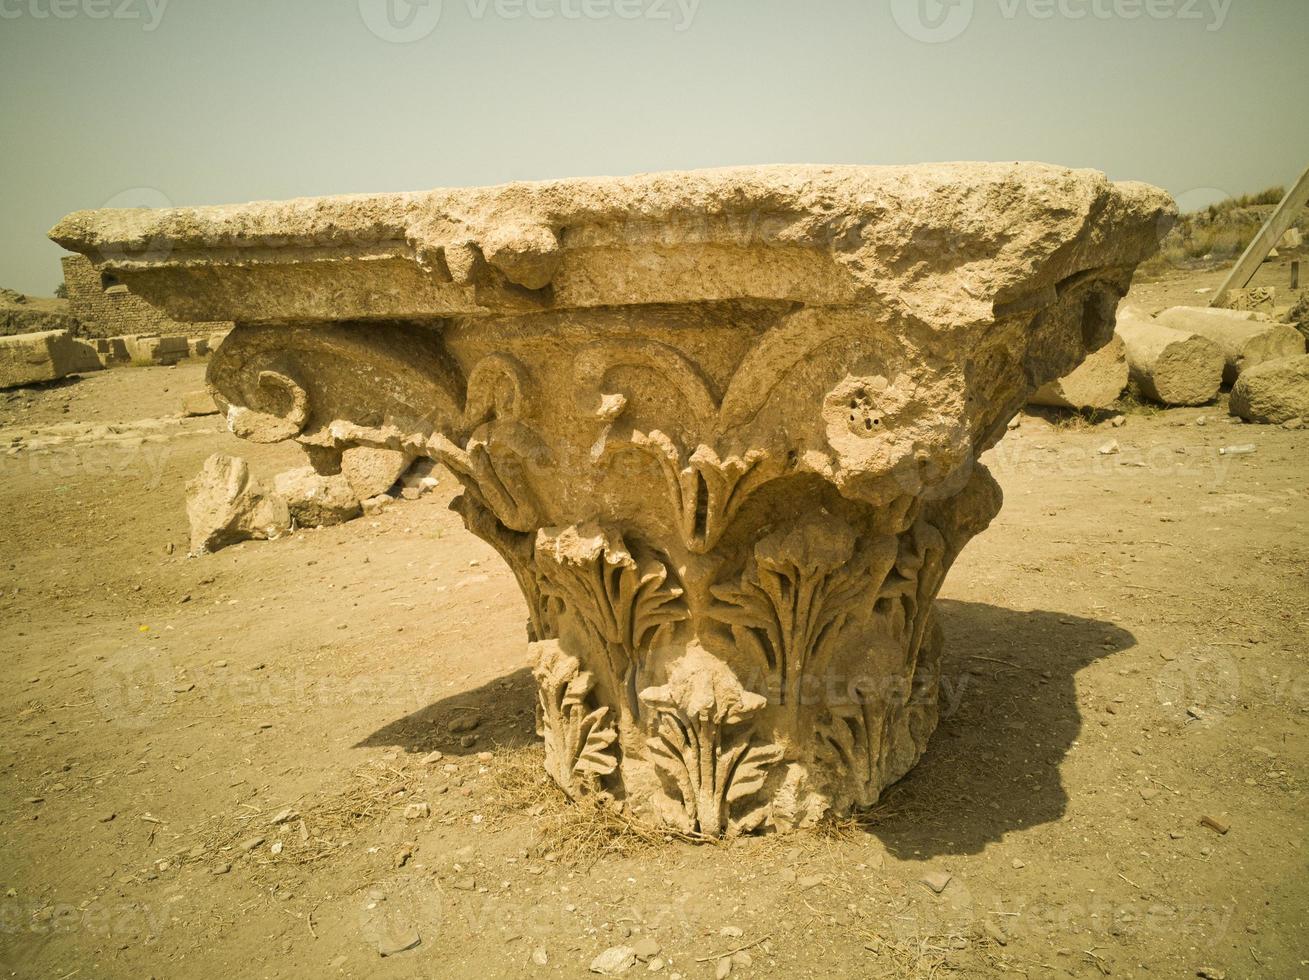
62,255 -> 231,339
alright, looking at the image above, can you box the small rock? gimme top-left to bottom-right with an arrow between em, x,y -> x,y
1199,815 -> 1230,835
1140,787 -> 1159,800
449,713 -> 481,733
239,835 -> 265,852
632,937 -> 661,961
920,870 -> 953,893
451,876 -> 476,891
1109,415 -> 1126,428
715,957 -> 732,980
420,750 -> 444,765
460,734 -> 478,748
1097,439 -> 1119,456
1283,417 -> 1304,430
270,841 -> 283,855
719,925 -> 743,938
984,921 -> 1008,945
590,945 -> 637,975
1196,969 -> 1225,980
404,802 -> 431,820
647,957 -> 665,972
1006,415 -> 1021,430
98,812 -> 116,823
1105,702 -> 1118,715
269,807 -> 298,825
1011,858 -> 1025,869
532,946 -> 548,966
731,951 -> 753,968
212,862 -> 232,875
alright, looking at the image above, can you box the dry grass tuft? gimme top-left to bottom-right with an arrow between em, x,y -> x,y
488,743 -> 720,864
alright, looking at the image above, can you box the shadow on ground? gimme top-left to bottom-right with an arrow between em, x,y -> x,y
358,599 -> 1135,854
354,666 -> 538,756
865,598 -> 1135,859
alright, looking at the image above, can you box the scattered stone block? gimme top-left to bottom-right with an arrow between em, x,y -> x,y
1029,334 -> 1127,409
186,454 -> 291,554
1154,306 -> 1305,385
0,329 -> 89,388
181,389 -> 220,417
273,467 -> 361,527
188,337 -> 211,357
123,334 -> 189,366
1115,310 -> 1224,405
68,339 -> 104,373
1217,287 -> 1275,313
341,445 -> 413,499
1229,354 -> 1309,424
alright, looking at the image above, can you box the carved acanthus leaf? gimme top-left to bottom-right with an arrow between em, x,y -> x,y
710,516 -> 897,706
529,640 -> 619,798
535,524 -> 686,719
640,649 -> 782,837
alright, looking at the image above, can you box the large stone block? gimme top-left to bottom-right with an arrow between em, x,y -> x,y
1229,355 -> 1309,424
0,329 -> 89,389
1154,306 -> 1305,385
123,333 -> 190,365
185,454 -> 290,554
52,164 -> 1173,834
1115,310 -> 1224,406
1029,334 -> 1128,410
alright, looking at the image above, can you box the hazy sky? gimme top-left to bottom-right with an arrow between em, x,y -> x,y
1,0 -> 1305,296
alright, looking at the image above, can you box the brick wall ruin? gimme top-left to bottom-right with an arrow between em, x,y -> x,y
62,254 -> 231,339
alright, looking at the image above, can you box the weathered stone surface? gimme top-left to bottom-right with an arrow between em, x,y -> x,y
1286,294 -> 1309,343
340,445 -> 413,499
61,254 -> 231,340
1116,310 -> 1224,406
52,164 -> 1173,834
1217,287 -> 1276,313
1229,355 -> 1309,424
68,339 -> 104,374
273,467 -> 361,526
1154,306 -> 1305,385
92,336 -> 131,365
181,389 -> 220,417
123,334 -> 190,366
186,453 -> 291,554
1029,334 -> 1127,410
0,329 -> 90,389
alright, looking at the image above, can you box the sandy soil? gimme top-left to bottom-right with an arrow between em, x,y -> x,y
0,263 -> 1306,979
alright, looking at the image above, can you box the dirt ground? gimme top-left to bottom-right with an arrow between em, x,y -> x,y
1,258 -> 1306,980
